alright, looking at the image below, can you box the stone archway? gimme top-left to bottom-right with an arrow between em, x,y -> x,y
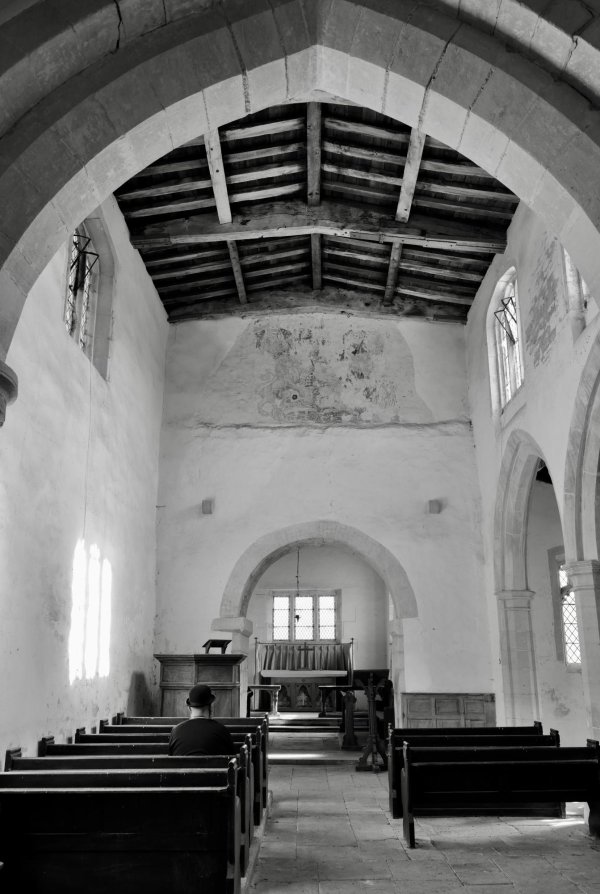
494,429 -> 548,724
210,519 -> 417,714
563,337 -> 600,563
3,2 -> 600,416
213,519 -> 418,628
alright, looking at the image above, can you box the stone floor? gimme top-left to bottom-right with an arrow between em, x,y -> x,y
250,763 -> 600,894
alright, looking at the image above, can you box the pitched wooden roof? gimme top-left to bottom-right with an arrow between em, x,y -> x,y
115,103 -> 517,323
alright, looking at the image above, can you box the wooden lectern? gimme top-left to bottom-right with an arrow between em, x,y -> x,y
155,653 -> 247,717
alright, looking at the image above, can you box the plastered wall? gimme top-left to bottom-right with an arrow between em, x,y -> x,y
467,202 -> 600,726
156,311 -> 493,698
0,197 -> 167,760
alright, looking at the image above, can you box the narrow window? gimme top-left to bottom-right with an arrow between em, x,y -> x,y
558,566 -> 581,667
65,225 -> 99,358
494,274 -> 523,407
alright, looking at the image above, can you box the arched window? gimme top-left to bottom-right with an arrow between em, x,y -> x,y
65,224 -> 99,355
492,271 -> 524,408
64,210 -> 114,378
558,564 -> 581,667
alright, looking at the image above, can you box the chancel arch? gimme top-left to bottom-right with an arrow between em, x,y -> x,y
4,2 -> 600,411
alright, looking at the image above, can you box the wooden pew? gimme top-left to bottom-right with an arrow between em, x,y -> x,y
7,751 -> 254,874
92,719 -> 270,821
48,726 -> 266,827
388,724 -> 556,817
400,741 -> 600,847
0,762 -> 241,893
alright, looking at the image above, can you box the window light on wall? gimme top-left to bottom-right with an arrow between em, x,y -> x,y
68,538 -> 112,684
493,274 -> 524,408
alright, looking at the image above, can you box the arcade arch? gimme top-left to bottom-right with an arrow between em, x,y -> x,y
2,2 -> 600,413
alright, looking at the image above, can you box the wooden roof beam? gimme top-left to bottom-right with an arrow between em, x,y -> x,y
227,240 -> 247,304
204,129 -> 232,225
311,233 -> 322,290
307,102 -> 321,207
133,201 -> 507,254
396,127 -> 426,222
384,242 -> 402,305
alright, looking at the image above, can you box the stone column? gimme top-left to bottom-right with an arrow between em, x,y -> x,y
210,616 -> 253,715
0,359 -> 18,424
562,560 -> 600,740
496,590 -> 540,725
388,619 -> 405,727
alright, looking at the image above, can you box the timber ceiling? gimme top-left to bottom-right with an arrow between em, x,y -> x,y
115,103 -> 518,324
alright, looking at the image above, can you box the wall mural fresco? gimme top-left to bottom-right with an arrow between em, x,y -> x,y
191,314 -> 434,426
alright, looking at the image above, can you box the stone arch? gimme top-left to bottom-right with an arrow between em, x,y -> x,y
494,429 -> 552,592
3,2 -> 600,389
215,520 -> 418,629
563,337 -> 600,562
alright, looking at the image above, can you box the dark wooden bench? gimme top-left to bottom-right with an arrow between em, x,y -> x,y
401,740 -> 600,847
98,717 -> 270,820
0,762 -> 241,893
6,750 -> 254,874
46,727 -> 266,828
388,727 -> 559,817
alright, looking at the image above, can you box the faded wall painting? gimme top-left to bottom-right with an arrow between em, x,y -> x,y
190,314 -> 433,426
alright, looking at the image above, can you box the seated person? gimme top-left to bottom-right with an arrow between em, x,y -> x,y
169,684 -> 236,756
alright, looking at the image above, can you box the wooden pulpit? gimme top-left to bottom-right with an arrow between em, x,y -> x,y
155,653 -> 247,717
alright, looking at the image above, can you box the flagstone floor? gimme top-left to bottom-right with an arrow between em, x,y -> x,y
250,764 -> 600,894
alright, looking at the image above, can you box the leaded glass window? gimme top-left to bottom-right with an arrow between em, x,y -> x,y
494,275 -> 523,407
272,590 -> 338,642
65,226 -> 99,355
558,566 -> 581,666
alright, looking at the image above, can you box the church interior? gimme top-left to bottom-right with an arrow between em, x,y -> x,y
2,0 -> 600,890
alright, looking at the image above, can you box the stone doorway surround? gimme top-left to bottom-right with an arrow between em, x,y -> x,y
3,3 -> 600,419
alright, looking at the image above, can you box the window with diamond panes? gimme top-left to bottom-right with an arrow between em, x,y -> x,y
559,566 -> 581,666
273,595 -> 290,641
318,594 -> 336,640
272,590 -> 338,642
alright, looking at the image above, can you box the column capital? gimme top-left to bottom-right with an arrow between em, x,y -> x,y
211,616 -> 253,638
0,359 -> 17,425
496,589 -> 535,607
563,560 -> 600,591
388,619 -> 404,639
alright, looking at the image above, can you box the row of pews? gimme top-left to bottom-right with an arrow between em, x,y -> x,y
0,713 -> 270,893
386,721 -> 600,847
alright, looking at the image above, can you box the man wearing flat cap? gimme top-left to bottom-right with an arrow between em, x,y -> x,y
168,683 -> 236,756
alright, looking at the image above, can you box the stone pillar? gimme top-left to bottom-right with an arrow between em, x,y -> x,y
210,616 -> 253,715
496,590 -> 540,725
388,619 -> 405,727
562,560 -> 600,740
0,359 -> 18,424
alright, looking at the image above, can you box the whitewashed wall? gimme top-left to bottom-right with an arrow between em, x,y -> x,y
467,202 -> 600,728
156,312 -> 494,698
0,197 -> 167,760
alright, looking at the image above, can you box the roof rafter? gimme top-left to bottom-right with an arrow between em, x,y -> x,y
204,129 -> 232,225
